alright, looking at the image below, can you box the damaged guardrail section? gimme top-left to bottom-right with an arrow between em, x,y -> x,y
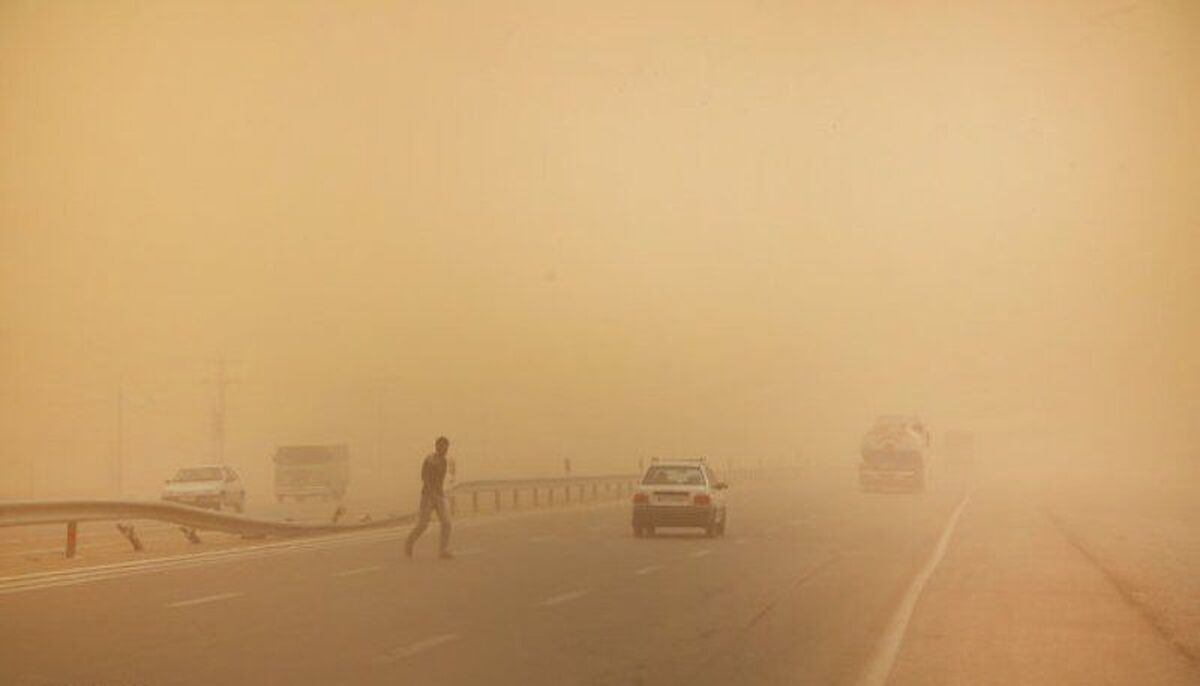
0,474 -> 642,559
0,499 -> 414,558
0,468 -> 769,560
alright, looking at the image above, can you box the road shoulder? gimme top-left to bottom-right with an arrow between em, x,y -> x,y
887,491 -> 1199,685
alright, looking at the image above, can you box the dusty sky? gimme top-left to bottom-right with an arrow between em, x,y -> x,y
2,0 -> 1198,496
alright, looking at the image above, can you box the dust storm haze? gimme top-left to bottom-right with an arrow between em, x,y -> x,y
2,0 -> 1198,498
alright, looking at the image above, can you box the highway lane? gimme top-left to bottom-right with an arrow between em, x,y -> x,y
1,468 -> 969,685
7,467 -> 1194,686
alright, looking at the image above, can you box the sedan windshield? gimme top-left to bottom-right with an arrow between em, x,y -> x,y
642,466 -> 706,486
173,467 -> 223,482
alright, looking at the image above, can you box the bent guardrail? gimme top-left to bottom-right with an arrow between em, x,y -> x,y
0,466 -> 777,561
0,499 -> 414,558
0,499 -> 411,533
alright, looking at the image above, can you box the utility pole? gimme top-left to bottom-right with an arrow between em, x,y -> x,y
373,375 -> 404,482
114,380 -> 125,496
211,359 -> 236,464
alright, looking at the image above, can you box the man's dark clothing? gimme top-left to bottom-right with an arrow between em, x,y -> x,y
421,452 -> 449,496
407,451 -> 451,556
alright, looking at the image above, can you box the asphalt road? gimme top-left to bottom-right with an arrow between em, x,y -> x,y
2,468 -> 1195,686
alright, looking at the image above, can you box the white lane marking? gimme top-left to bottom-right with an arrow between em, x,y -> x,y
859,496 -> 970,686
6,539 -> 159,557
0,496 -> 634,596
634,565 -> 663,576
537,589 -> 590,607
0,523 -> 178,548
333,565 -> 383,577
377,633 -> 461,662
167,591 -> 242,608
14,546 -> 74,556
0,528 -> 407,596
689,549 -> 712,558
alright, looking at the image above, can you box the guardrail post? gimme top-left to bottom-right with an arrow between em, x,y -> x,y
565,485 -> 571,503
472,492 -> 479,514
549,487 -> 555,505
116,523 -> 144,552
494,490 -> 501,511
65,521 -> 78,558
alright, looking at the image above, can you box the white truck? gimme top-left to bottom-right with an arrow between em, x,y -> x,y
273,444 -> 350,503
859,415 -> 929,493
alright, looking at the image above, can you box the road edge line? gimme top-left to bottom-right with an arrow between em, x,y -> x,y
858,495 -> 970,686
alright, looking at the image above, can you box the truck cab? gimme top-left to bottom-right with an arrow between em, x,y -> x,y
859,415 -> 928,493
273,445 -> 350,503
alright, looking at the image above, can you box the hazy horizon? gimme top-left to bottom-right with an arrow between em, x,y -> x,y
3,0 -> 1198,498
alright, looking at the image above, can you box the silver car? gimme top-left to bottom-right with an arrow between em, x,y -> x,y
162,465 -> 246,513
631,460 -> 728,538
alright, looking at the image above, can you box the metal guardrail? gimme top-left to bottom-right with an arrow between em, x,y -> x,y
444,466 -> 771,516
0,499 -> 412,533
448,474 -> 640,515
0,467 -> 775,560
0,499 -> 413,558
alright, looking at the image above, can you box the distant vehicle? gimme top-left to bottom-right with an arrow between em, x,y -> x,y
273,444 -> 349,503
859,415 -> 929,493
632,459 -> 728,538
162,464 -> 246,512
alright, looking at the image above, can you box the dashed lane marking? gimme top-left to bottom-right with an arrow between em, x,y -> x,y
537,589 -> 590,607
376,633 -> 461,662
167,592 -> 242,608
333,565 -> 383,577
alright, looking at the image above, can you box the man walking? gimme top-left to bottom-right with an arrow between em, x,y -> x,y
405,436 -> 453,559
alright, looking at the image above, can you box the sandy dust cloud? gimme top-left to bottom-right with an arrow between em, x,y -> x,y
1,0 -> 1198,499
